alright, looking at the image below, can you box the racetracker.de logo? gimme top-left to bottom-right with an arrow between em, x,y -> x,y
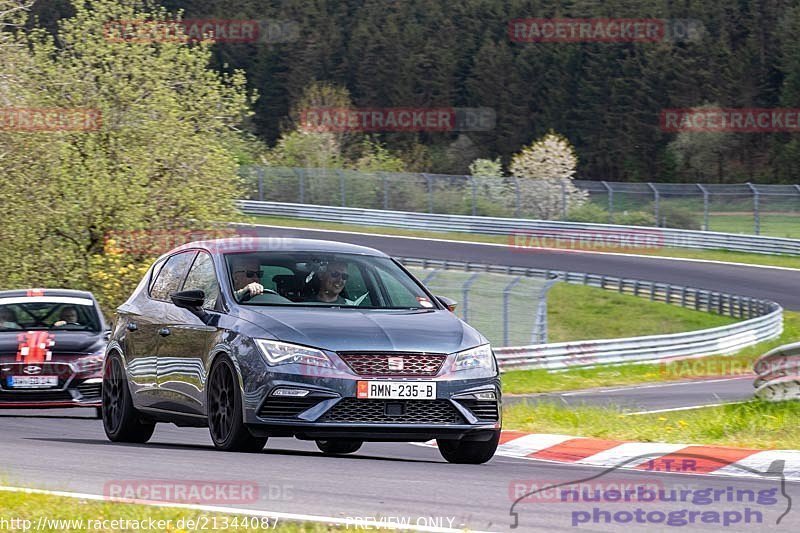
103,18 -> 298,44
298,107 -> 495,132
0,108 -> 102,132
509,18 -> 703,43
508,229 -> 664,253
509,479 -> 665,504
661,108 -> 800,132
104,228 -> 270,256
103,480 -> 259,504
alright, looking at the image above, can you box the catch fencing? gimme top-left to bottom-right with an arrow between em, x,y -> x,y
753,342 -> 800,401
397,258 -> 783,371
240,166 -> 800,237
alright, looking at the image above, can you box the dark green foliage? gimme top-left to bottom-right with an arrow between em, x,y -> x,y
33,0 -> 800,183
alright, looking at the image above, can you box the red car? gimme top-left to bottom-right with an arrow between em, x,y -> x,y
0,289 -> 107,415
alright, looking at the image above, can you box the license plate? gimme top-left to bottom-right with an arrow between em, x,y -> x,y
7,376 -> 59,389
357,381 -> 436,400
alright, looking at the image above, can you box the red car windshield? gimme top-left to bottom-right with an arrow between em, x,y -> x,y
0,298 -> 102,332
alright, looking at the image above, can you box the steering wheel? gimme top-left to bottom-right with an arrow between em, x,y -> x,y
238,287 -> 279,303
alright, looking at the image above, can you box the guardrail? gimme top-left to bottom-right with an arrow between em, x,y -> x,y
753,342 -> 800,401
397,257 -> 783,371
238,200 -> 800,256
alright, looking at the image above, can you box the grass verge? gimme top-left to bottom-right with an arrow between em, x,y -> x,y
0,490 -> 338,532
547,284 -> 736,343
239,214 -> 800,269
503,400 -> 800,450
501,311 -> 800,395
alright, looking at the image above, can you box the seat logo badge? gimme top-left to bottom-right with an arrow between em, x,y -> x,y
23,365 -> 42,375
387,357 -> 404,371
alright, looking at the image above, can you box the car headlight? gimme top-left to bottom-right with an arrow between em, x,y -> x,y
76,352 -> 105,373
255,339 -> 333,368
452,344 -> 494,372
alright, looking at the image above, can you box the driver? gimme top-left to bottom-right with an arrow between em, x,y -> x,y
315,262 -> 349,304
0,307 -> 21,329
53,306 -> 80,327
231,257 -> 264,302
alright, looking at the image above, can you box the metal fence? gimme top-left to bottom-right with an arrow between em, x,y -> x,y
397,258 -> 783,371
403,265 -> 558,347
238,201 -> 800,255
240,166 -> 800,237
754,341 -> 800,401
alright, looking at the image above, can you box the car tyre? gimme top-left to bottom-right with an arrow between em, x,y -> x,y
315,439 -> 363,455
102,355 -> 156,443
437,430 -> 500,464
207,357 -> 268,452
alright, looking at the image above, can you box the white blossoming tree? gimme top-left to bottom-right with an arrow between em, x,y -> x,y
509,132 -> 588,219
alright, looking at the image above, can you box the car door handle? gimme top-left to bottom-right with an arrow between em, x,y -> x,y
126,323 -> 138,332
158,328 -> 171,337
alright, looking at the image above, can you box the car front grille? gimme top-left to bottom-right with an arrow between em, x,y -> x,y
257,397 -> 326,419
458,399 -> 500,422
320,399 -> 465,424
0,390 -> 73,403
337,353 -> 447,377
75,381 -> 101,400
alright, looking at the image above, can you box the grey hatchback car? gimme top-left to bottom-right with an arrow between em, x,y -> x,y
103,238 -> 501,463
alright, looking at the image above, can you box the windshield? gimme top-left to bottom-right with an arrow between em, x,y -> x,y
0,297 -> 102,332
225,252 -> 437,310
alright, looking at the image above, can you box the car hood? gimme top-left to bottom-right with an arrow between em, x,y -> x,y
0,330 -> 106,358
238,307 -> 485,354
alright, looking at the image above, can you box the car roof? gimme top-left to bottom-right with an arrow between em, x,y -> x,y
176,237 -> 390,257
0,288 -> 97,300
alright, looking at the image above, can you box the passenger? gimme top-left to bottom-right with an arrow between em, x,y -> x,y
315,262 -> 349,304
231,257 -> 264,302
53,306 -> 80,327
0,307 -> 21,329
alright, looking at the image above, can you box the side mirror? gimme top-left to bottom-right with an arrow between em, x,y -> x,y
171,289 -> 206,310
436,295 -> 458,312
103,330 -> 112,341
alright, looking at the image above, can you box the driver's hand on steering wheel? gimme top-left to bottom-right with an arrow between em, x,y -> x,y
236,282 -> 264,301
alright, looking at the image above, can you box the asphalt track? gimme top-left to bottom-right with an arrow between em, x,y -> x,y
2,225 -> 798,532
239,223 -> 800,310
505,377 -> 755,414
1,408 -> 798,532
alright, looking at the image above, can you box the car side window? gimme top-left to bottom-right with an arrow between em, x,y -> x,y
150,251 -> 197,301
182,252 -> 220,309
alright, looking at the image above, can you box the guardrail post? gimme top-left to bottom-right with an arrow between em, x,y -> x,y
336,169 -> 346,207
470,176 -> 477,216
293,168 -> 306,204
534,277 -> 560,344
503,276 -> 523,346
461,272 -> 481,323
381,172 -> 389,209
649,283 -> 655,301
257,166 -> 265,202
680,286 -> 686,307
665,284 -> 672,305
633,280 -> 639,297
697,184 -> 709,231
602,181 -> 613,223
748,183 -> 760,235
648,183 -> 659,224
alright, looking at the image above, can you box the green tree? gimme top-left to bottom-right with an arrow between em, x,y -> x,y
0,0 -> 250,309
